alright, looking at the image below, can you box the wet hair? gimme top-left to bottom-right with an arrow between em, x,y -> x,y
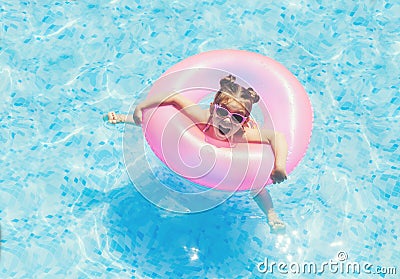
213,75 -> 260,116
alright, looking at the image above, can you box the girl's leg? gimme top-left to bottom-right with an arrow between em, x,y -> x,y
251,187 -> 286,232
252,187 -> 273,215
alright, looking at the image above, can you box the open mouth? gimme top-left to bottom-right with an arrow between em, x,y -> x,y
218,125 -> 231,136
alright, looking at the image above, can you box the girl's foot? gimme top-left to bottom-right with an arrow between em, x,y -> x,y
267,209 -> 286,233
104,111 -> 128,124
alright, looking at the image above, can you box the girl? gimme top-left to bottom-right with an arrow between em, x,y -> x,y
106,75 -> 288,233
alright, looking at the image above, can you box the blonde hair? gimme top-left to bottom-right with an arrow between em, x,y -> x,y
213,75 -> 260,116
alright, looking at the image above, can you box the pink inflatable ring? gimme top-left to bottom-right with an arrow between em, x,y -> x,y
141,50 -> 313,192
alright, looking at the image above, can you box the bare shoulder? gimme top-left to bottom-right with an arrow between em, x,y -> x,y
240,126 -> 274,144
184,107 -> 209,124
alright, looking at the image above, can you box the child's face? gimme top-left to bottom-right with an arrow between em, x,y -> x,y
210,97 -> 248,140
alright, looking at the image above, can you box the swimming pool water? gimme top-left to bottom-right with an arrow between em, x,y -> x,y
1,0 -> 399,278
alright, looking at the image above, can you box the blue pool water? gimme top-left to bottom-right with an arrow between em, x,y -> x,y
1,0 -> 399,278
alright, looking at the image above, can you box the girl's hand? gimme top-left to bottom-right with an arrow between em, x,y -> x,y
271,167 -> 287,184
133,105 -> 143,125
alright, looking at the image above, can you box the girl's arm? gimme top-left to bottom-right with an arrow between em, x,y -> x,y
133,92 -> 209,125
243,128 -> 288,183
261,129 -> 288,173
